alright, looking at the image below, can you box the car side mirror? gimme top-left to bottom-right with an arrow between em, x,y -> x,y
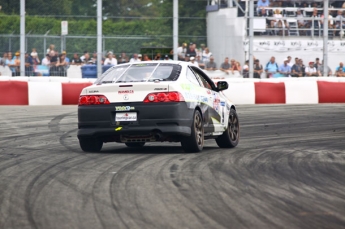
217,81 -> 228,91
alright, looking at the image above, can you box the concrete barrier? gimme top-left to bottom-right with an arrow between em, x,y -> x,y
0,77 -> 344,105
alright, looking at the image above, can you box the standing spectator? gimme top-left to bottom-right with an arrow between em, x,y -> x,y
335,62 -> 345,77
220,57 -> 231,74
82,52 -> 91,64
199,44 -> 206,56
30,50 -> 40,64
49,50 -> 59,76
56,53 -> 68,76
291,59 -> 304,77
305,61 -> 320,76
231,61 -> 241,74
5,52 -> 13,67
202,47 -> 212,63
320,10 -> 334,30
300,59 -> 306,76
1,52 -> 8,66
189,57 -> 199,67
205,56 -> 217,71
46,44 -> 55,54
118,51 -> 129,64
71,53 -> 82,65
184,54 -> 190,62
257,0 -> 270,14
314,58 -> 322,71
130,53 -> 141,62
30,52 -> 41,76
30,48 -> 39,62
62,51 -> 70,64
296,9 -> 305,27
25,52 -> 34,76
8,52 -> 20,76
319,60 -> 332,76
253,59 -> 263,78
104,52 -> 117,65
42,54 -> 50,66
195,55 -> 205,69
89,52 -> 97,64
177,43 -> 187,61
154,53 -> 162,61
279,59 -> 291,77
286,56 -> 293,67
265,56 -> 279,77
80,51 -> 88,62
335,10 -> 345,32
143,54 -> 151,61
186,43 -> 196,58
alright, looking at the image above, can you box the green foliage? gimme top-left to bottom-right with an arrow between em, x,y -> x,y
0,0 -> 207,54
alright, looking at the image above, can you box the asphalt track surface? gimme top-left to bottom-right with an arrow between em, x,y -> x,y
0,105 -> 344,229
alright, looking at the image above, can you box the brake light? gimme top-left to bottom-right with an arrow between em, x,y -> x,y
143,92 -> 184,103
78,95 -> 110,105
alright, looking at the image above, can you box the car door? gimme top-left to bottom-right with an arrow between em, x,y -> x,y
190,66 -> 227,133
184,67 -> 212,127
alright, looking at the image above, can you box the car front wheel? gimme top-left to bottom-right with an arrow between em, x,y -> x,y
216,108 -> 239,148
79,138 -> 103,152
181,110 -> 204,152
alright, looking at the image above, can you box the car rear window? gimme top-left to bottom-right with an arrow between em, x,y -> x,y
95,63 -> 181,84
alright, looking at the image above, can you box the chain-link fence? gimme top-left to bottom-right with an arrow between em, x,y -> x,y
0,0 -> 208,60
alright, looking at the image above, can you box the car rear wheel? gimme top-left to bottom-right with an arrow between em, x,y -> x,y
79,138 -> 103,152
181,110 -> 204,152
216,108 -> 239,148
125,142 -> 146,147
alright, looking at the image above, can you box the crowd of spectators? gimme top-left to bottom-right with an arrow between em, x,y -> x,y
254,0 -> 345,37
1,42 -> 345,78
242,55 -> 345,78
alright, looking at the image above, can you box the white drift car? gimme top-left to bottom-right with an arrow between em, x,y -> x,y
77,61 -> 239,152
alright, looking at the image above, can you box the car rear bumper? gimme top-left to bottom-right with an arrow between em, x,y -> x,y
77,102 -> 194,139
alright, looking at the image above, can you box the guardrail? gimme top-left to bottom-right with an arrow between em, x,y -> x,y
0,77 -> 344,105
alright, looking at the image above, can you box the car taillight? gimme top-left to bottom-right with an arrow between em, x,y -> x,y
78,95 -> 110,105
143,92 -> 184,103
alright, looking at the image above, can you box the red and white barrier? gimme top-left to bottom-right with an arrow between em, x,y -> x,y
0,77 -> 95,105
220,77 -> 345,104
0,77 -> 344,105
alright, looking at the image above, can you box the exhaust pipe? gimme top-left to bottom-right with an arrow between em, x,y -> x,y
153,132 -> 163,141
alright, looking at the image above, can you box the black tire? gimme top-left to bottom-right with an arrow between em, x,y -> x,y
79,138 -> 103,152
125,142 -> 146,148
181,110 -> 204,152
216,108 -> 240,148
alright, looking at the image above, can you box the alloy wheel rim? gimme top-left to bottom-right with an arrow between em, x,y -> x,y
229,114 -> 239,141
195,114 -> 203,146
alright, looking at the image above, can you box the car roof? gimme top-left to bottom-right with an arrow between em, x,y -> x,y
118,60 -> 191,67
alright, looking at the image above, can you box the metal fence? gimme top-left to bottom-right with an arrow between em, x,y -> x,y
0,34 -> 207,60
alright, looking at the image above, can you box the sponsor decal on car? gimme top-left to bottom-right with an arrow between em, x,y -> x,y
115,106 -> 135,111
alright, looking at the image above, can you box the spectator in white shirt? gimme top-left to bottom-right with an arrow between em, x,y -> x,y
42,54 -> 50,66
129,53 -> 141,63
103,52 -> 118,66
202,47 -> 212,63
177,43 -> 187,61
305,61 -> 321,76
189,57 -> 199,67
